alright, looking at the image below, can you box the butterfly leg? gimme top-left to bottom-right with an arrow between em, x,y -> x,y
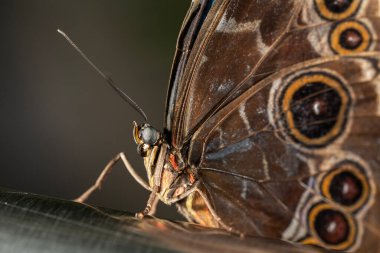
135,191 -> 159,219
74,152 -> 150,203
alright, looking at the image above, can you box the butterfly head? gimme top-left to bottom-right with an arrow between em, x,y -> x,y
133,121 -> 162,157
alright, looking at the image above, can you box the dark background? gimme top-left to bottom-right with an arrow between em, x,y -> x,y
0,1 -> 190,220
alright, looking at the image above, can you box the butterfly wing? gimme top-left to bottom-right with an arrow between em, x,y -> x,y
166,0 -> 380,252
166,0 -> 379,147
183,54 -> 380,252
166,0 -> 303,147
165,0 -> 223,147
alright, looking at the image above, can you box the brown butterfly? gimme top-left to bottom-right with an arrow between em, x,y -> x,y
74,0 -> 380,252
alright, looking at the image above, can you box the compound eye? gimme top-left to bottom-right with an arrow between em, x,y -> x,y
140,125 -> 160,146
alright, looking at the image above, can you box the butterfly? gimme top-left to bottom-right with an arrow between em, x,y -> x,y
74,0 -> 380,252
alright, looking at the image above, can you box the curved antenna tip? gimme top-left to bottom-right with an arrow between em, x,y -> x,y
57,29 -> 65,36
56,28 -> 148,123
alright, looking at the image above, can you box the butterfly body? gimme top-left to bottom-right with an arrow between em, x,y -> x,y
133,123 -> 199,207
130,0 -> 380,252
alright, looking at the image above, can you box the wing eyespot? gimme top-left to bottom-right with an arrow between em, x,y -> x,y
329,20 -> 372,55
276,71 -> 352,149
308,202 -> 357,251
320,160 -> 371,212
314,0 -> 362,20
287,154 -> 376,251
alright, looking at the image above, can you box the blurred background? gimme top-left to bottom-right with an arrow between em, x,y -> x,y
0,0 -> 190,220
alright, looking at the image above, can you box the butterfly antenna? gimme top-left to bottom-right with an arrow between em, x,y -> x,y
57,29 -> 148,122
